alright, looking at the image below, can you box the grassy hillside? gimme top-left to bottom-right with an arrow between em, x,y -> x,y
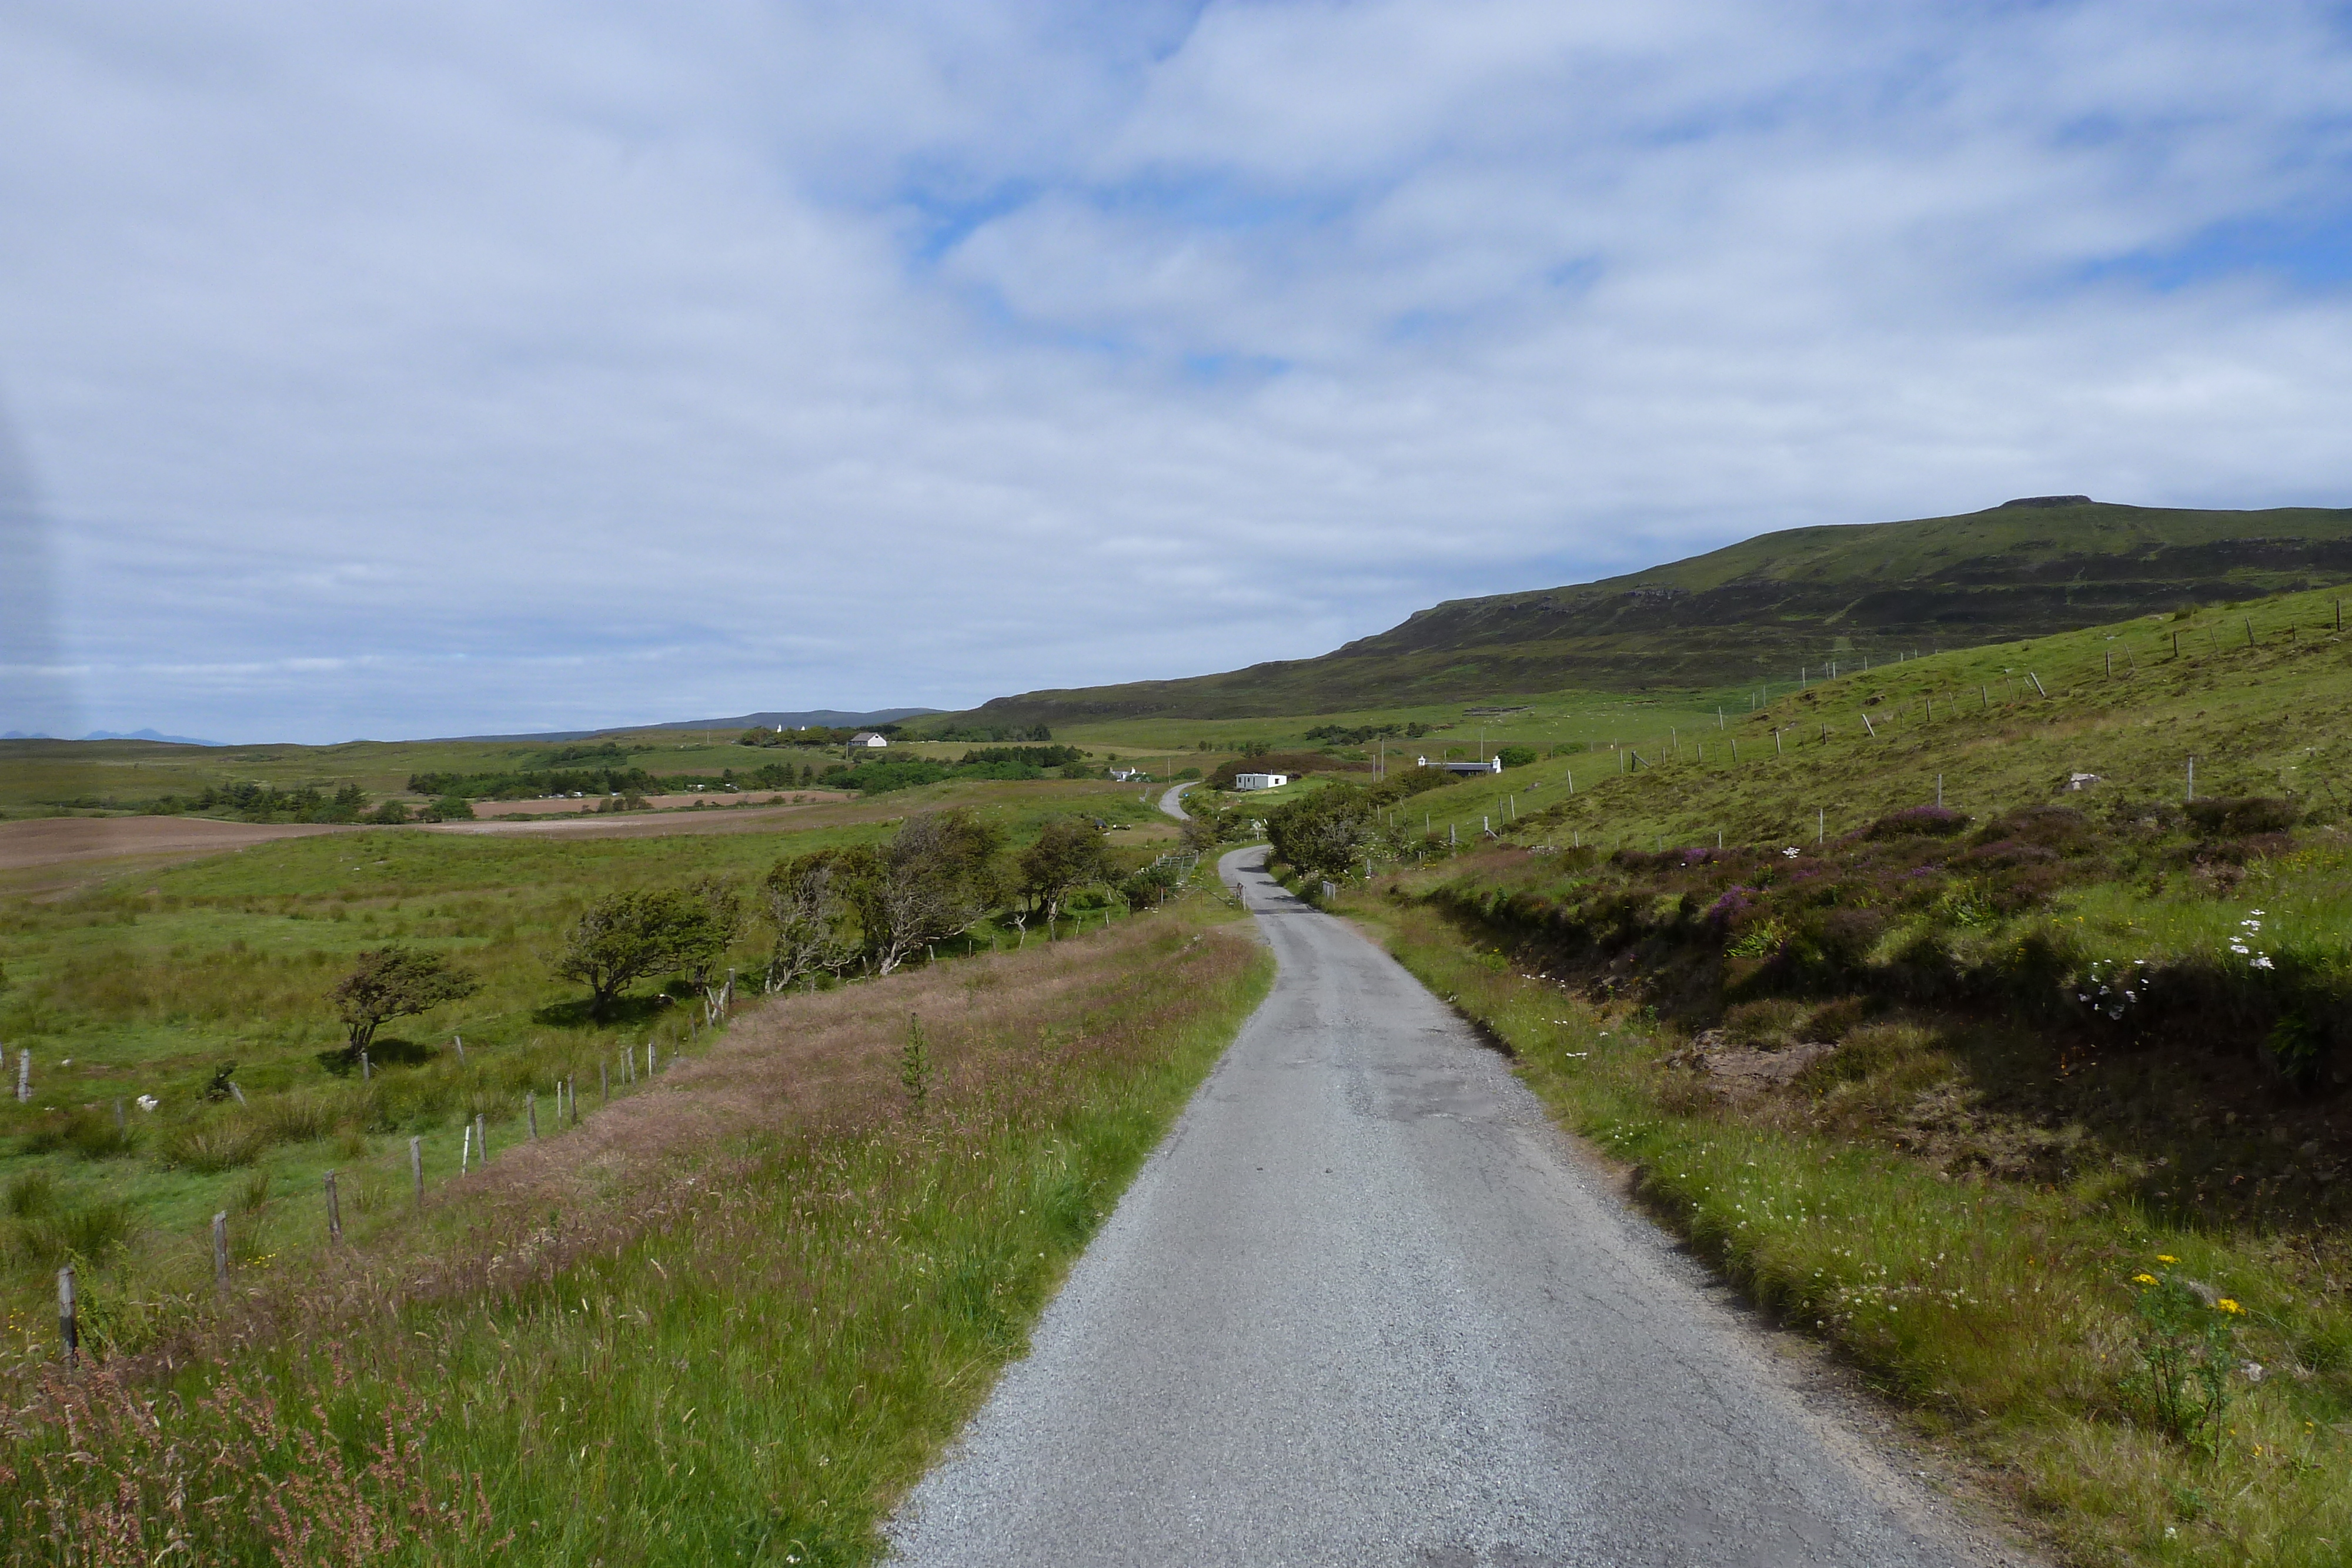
947,498 -> 2352,723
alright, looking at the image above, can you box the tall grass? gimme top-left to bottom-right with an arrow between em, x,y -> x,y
0,900 -> 1271,1565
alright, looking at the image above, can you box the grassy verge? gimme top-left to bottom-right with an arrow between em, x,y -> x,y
1343,891 -> 2350,1567
1,885 -> 1271,1565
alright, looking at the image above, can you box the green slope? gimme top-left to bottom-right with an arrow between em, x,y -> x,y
953,497 -> 2352,724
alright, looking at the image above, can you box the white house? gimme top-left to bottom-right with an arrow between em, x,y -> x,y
1232,771 -> 1290,791
847,731 -> 889,748
1419,755 -> 1501,775
1110,767 -> 1146,782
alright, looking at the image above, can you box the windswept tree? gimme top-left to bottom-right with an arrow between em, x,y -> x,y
849,809 -> 1007,975
759,850 -> 861,992
553,887 -> 734,1017
1018,816 -> 1110,922
330,946 -> 479,1058
1264,784 -> 1378,877
680,874 -> 744,1019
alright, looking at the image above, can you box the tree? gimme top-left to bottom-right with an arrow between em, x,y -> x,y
679,875 -> 744,1021
1018,816 -> 1109,922
760,849 -> 863,992
330,946 -> 479,1057
1265,784 -> 1377,877
553,888 -> 732,1017
848,810 -> 1006,975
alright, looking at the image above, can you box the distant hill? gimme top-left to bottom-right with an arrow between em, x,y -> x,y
956,498 -> 2352,723
437,708 -> 944,744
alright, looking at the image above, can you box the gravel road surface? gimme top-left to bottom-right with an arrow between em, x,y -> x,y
887,847 -> 2015,1567
1158,782 -> 1192,820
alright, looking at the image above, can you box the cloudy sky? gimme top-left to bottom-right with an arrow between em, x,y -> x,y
4,1 -> 2350,743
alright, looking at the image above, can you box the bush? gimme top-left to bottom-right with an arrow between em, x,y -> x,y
1863,805 -> 1972,840
1496,746 -> 1538,768
2185,796 -> 2299,835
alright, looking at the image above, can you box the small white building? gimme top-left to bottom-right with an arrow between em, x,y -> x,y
1232,771 -> 1291,791
847,731 -> 889,748
1419,755 -> 1501,775
1110,767 -> 1146,782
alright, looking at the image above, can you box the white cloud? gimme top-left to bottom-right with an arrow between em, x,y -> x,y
1,0 -> 2348,741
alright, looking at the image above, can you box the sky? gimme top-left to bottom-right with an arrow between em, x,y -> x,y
4,1 -> 2351,744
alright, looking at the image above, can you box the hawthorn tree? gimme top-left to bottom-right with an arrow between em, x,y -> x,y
760,850 -> 863,992
330,946 -> 480,1057
1018,816 -> 1110,922
553,887 -> 734,1017
848,809 -> 1006,975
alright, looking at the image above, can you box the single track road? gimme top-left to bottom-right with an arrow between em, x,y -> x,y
887,847 -> 2022,1567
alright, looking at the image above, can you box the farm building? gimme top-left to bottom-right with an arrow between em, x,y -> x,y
1419,755 -> 1501,775
847,731 -> 889,748
1232,771 -> 1290,791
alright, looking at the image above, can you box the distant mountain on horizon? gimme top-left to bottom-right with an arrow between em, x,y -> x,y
434,707 -> 946,744
945,497 -> 2352,724
0,727 -> 228,745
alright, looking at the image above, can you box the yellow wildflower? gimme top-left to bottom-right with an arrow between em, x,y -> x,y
2216,1298 -> 2244,1315
2132,1272 -> 2158,1285
2156,1254 -> 2179,1264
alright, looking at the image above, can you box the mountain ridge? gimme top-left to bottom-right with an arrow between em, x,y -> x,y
946,498 -> 2352,724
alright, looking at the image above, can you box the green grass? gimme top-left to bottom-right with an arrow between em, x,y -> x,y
934,500 -> 2352,721
1,884 -> 1272,1566
0,780 -> 1178,1331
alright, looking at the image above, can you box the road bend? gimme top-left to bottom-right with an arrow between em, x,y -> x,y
1157,782 -> 1193,821
886,847 -> 2007,1567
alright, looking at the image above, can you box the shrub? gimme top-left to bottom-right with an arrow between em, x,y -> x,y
2185,795 -> 2299,835
1863,805 -> 1971,840
1496,746 -> 1538,768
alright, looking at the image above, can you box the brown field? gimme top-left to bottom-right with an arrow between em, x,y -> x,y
466,789 -> 851,818
0,815 -> 353,882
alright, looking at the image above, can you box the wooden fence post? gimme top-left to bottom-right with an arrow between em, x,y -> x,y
601,1062 -> 610,1103
527,1091 -> 538,1140
360,1051 -> 370,1081
15,1049 -> 28,1104
454,1034 -> 466,1064
58,1265 -> 76,1366
324,1171 -> 342,1243
410,1136 -> 423,1205
475,1114 -> 487,1166
213,1211 -> 229,1292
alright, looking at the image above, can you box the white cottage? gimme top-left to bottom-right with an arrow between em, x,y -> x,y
847,731 -> 889,748
1232,771 -> 1290,791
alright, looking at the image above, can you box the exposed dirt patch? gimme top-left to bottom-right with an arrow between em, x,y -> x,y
0,815 -> 350,871
466,790 -> 850,818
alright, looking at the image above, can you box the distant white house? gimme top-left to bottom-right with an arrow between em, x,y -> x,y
1110,767 -> 1146,782
1419,755 -> 1501,775
847,731 -> 889,748
1232,771 -> 1290,791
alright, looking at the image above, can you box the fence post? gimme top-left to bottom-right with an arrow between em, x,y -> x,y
528,1091 -> 538,1139
454,1034 -> 466,1065
324,1171 -> 342,1243
360,1050 -> 370,1081
2187,757 -> 2196,801
15,1049 -> 27,1104
602,1062 -> 610,1103
58,1265 -> 76,1366
213,1211 -> 229,1292
410,1136 -> 424,1205
114,1098 -> 126,1132
475,1114 -> 487,1166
